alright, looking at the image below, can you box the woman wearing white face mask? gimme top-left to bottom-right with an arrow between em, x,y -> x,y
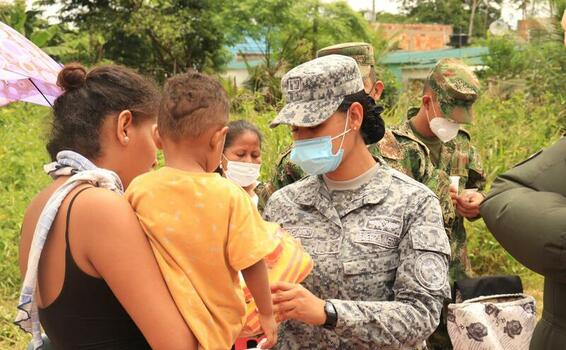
221,120 -> 263,208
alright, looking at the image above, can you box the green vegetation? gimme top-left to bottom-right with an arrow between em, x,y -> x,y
2,81 -> 563,348
1,104 -> 51,349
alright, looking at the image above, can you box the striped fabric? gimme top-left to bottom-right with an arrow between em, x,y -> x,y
239,229 -> 314,337
15,151 -> 123,350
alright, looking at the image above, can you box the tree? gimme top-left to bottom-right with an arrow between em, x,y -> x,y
400,0 -> 504,39
232,0 -> 382,101
0,0 -> 103,65
40,0 -> 245,80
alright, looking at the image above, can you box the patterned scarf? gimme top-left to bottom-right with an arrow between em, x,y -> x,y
14,151 -> 123,350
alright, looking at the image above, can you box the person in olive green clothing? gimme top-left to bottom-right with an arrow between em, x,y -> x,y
480,137 -> 566,350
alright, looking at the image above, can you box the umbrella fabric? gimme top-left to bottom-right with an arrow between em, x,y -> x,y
0,21 -> 62,106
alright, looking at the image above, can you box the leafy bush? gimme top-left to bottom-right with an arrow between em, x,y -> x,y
0,103 -> 51,348
481,37 -> 566,101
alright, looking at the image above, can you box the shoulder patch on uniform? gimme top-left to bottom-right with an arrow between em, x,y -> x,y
415,252 -> 447,291
376,130 -> 403,160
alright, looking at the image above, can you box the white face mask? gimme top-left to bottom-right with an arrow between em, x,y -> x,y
426,101 -> 460,143
223,157 -> 261,187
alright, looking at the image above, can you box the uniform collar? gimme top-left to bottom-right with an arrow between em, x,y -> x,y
393,119 -> 431,157
293,159 -> 393,219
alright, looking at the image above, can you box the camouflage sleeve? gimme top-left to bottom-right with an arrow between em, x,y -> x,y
465,144 -> 486,221
465,144 -> 486,192
330,195 -> 451,348
262,190 -> 280,222
254,183 -> 271,213
268,149 -> 306,192
403,143 -> 455,237
421,163 -> 456,236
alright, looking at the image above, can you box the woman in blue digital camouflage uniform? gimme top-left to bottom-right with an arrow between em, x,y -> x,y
264,55 -> 451,349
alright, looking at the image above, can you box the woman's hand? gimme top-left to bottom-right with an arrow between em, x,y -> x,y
271,281 -> 326,326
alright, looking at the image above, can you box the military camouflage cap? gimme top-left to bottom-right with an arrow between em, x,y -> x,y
427,58 -> 480,124
316,42 -> 375,77
270,55 -> 364,128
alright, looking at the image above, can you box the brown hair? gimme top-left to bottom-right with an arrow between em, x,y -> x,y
158,70 -> 229,141
225,120 -> 263,150
47,63 -> 160,161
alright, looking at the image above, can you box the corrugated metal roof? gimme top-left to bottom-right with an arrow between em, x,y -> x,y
229,37 -> 267,55
226,37 -> 267,70
226,59 -> 264,70
380,46 -> 489,66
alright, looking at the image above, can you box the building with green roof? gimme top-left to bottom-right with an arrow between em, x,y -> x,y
380,46 -> 488,86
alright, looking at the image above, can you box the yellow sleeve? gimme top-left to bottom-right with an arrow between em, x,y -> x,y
124,176 -> 141,206
228,187 -> 280,271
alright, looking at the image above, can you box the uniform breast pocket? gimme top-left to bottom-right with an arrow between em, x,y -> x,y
343,252 -> 400,300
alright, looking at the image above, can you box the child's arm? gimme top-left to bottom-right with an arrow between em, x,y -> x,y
241,260 -> 278,348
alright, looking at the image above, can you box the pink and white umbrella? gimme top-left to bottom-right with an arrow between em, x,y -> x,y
0,21 -> 62,107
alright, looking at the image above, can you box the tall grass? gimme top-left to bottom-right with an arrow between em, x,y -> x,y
0,103 -> 51,349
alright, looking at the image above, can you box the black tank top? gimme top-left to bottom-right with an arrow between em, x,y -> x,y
38,188 -> 151,350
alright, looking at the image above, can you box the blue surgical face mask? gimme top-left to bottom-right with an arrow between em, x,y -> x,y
290,112 -> 351,176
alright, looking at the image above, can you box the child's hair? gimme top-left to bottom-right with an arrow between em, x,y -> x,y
158,70 -> 230,141
225,120 -> 263,150
47,63 -> 160,161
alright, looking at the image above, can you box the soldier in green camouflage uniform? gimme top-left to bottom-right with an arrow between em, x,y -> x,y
266,42 -> 456,238
403,58 -> 486,282
401,58 -> 485,350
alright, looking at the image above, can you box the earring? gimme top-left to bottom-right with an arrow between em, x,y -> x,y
124,136 -> 130,144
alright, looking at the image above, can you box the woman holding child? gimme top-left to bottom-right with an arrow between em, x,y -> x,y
263,55 -> 452,349
17,64 -> 198,350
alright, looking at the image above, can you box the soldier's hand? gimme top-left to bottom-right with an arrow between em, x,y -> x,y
271,281 -> 326,326
449,186 -> 458,206
455,190 -> 484,218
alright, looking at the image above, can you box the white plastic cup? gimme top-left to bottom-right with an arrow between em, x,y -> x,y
449,176 -> 460,193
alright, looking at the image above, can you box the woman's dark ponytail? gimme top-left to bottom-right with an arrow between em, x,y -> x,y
337,90 -> 385,145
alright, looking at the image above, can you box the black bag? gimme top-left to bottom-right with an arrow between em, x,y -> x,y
452,275 -> 523,303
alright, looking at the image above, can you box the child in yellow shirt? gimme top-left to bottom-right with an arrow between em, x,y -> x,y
125,71 -> 278,350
